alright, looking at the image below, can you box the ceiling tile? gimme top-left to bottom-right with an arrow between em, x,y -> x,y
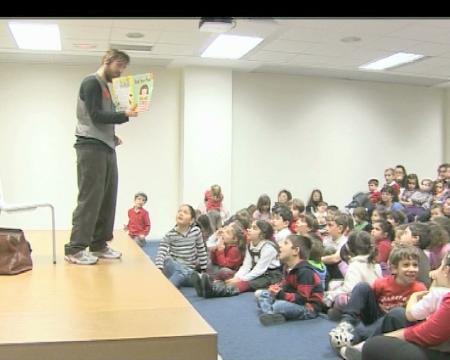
60,24 -> 111,41
157,31 -> 211,45
246,50 -> 297,62
151,43 -> 195,56
389,23 -> 450,43
261,39 -> 315,53
109,28 -> 160,43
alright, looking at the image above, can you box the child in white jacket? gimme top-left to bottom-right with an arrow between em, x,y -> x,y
325,230 -> 382,321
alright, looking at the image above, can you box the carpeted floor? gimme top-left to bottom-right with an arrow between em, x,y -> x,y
143,241 -> 340,360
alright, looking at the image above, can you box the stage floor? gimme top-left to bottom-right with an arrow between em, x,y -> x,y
0,230 -> 217,360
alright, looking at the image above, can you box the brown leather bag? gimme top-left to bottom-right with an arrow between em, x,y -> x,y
0,228 -> 33,275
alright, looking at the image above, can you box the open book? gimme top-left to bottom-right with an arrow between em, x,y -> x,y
111,73 -> 154,112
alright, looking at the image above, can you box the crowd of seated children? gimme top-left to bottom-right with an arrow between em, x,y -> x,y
155,163 -> 450,357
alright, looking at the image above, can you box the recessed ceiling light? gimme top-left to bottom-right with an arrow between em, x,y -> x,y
126,32 -> 144,39
359,52 -> 425,70
341,36 -> 361,43
8,22 -> 61,51
201,34 -> 263,59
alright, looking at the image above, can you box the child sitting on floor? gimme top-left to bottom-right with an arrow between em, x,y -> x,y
329,244 -> 427,355
398,222 -> 432,288
271,205 -> 293,243
352,207 -> 370,232
255,234 -> 324,325
371,220 -> 394,276
197,220 -> 282,298
289,198 -> 305,234
324,231 -> 382,321
307,234 -> 327,291
191,223 -> 246,293
124,192 -> 151,247
154,204 -> 208,288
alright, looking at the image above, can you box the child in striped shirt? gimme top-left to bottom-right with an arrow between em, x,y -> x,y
155,204 -> 208,288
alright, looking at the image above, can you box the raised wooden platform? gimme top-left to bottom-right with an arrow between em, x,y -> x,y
0,230 -> 217,360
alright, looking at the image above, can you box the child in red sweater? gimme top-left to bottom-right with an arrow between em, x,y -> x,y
204,184 -> 224,212
124,192 -> 151,246
368,178 -> 381,205
208,222 -> 246,281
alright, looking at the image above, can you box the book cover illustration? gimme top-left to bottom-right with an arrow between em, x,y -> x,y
111,73 -> 154,112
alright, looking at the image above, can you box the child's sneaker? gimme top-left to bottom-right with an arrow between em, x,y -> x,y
91,246 -> 122,259
259,313 -> 286,326
64,250 -> 98,265
329,321 -> 355,355
191,271 -> 204,297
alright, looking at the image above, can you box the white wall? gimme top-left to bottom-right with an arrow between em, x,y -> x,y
181,67 -> 233,210
0,63 -> 446,238
231,72 -> 443,211
0,62 -> 180,239
444,89 -> 450,162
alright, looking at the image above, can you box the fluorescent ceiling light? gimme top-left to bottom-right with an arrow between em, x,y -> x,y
8,22 -> 61,51
359,52 -> 425,70
201,34 -> 263,59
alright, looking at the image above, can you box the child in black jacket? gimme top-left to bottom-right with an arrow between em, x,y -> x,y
255,234 -> 324,325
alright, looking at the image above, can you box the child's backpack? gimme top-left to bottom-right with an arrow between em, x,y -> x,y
346,192 -> 373,211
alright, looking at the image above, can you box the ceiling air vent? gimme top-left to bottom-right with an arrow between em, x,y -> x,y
109,43 -> 153,52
